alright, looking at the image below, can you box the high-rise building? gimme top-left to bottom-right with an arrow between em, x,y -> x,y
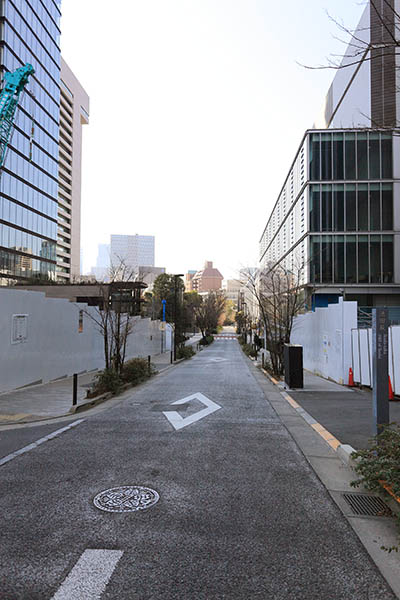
0,0 -> 61,284
90,242 -> 110,281
57,57 -> 89,281
110,234 -> 155,275
259,1 -> 400,308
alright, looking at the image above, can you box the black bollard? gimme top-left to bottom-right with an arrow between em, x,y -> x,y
73,373 -> 78,406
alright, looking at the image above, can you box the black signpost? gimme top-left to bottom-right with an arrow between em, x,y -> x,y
372,307 -> 389,436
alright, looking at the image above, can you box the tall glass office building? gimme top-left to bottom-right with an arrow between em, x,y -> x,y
0,0 -> 61,284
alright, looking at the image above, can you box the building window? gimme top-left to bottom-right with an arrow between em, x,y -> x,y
11,314 -> 28,344
309,183 -> 392,233
309,234 -> 393,285
309,132 -> 392,181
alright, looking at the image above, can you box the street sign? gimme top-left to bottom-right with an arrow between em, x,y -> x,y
372,307 -> 389,436
162,393 -> 221,431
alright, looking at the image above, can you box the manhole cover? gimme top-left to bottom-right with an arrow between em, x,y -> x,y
93,486 -> 159,513
342,493 -> 392,517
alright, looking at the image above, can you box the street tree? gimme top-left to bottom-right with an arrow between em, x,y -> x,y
82,260 -> 140,375
241,263 -> 305,377
193,291 -> 226,338
152,273 -> 186,345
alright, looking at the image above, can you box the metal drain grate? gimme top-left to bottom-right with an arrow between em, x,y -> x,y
342,493 -> 392,517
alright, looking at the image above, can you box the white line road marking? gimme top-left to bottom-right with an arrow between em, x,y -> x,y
208,357 -> 228,363
0,419 -> 85,467
163,393 -> 222,431
51,549 -> 123,600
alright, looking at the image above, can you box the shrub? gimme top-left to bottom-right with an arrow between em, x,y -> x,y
351,424 -> 400,498
240,343 -> 257,358
90,368 -> 123,396
351,424 -> 400,552
176,345 -> 195,360
199,335 -> 214,346
121,357 -> 156,384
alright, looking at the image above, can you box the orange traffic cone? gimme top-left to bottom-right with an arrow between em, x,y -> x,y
348,367 -> 354,387
389,375 -> 395,401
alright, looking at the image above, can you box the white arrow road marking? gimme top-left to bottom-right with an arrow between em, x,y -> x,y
208,357 -> 228,363
51,549 -> 123,600
163,393 -> 222,431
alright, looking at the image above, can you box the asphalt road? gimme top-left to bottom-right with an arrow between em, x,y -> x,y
0,336 -> 395,599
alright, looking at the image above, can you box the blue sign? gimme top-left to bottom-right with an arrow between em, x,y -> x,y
162,299 -> 166,321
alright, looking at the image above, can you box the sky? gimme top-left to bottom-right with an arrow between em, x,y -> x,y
60,0 -> 366,280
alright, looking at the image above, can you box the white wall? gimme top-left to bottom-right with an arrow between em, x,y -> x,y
291,299 -> 358,384
0,289 -> 171,393
351,326 -> 400,395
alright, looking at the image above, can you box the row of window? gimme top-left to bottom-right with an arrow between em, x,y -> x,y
0,248 -> 56,279
309,183 -> 393,233
10,128 -> 58,180
15,108 -> 58,158
0,223 -> 56,259
309,131 -> 392,181
310,234 -> 393,285
4,22 -> 59,104
3,46 -> 59,122
9,0 -> 60,52
6,2 -> 60,77
4,147 -> 58,200
0,197 -> 57,239
1,176 -> 57,220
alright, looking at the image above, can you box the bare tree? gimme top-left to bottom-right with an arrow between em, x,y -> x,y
302,0 -> 400,130
193,291 -> 226,338
82,259 -> 141,375
241,262 -> 305,377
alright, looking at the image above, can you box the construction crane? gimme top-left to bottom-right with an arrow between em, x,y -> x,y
0,63 -> 35,169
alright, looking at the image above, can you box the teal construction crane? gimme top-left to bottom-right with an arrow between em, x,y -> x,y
0,63 -> 35,169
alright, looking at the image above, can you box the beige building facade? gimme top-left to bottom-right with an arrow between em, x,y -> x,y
191,261 -> 223,293
57,58 -> 89,281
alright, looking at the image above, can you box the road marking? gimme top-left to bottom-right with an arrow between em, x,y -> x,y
208,357 -> 228,363
51,549 -> 123,600
0,419 -> 85,467
163,393 -> 222,431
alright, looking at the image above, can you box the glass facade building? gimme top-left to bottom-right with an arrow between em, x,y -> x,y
259,129 -> 399,306
308,131 -> 394,288
0,0 -> 61,284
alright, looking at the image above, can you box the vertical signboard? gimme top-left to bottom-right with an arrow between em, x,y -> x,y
372,308 -> 389,436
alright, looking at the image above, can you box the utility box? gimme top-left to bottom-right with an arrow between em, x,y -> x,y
284,344 -> 303,389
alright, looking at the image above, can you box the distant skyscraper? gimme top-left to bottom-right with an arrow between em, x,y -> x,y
0,0 -> 61,284
90,243 -> 110,281
110,234 -> 155,275
96,244 -> 110,269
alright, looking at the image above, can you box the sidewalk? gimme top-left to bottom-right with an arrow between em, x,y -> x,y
0,349 -> 177,426
267,368 -> 400,450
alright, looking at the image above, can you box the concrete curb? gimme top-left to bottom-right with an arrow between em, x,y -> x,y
258,364 -> 400,518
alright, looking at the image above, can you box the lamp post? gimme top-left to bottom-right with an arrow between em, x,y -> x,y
173,274 -> 184,361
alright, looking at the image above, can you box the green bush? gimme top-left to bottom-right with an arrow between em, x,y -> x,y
199,334 -> 214,346
351,424 -> 400,552
121,357 -> 155,384
351,424 -> 400,497
91,368 -> 123,396
176,345 -> 195,360
241,343 -> 257,358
